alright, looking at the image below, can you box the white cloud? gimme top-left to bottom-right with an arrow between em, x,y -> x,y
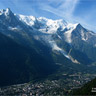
38,0 -> 79,22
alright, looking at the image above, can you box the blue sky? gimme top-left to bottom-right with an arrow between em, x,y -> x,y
0,0 -> 96,32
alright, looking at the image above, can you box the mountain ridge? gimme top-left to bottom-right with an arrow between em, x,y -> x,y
1,8 -> 96,64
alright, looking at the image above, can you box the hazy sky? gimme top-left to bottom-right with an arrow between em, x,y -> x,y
0,0 -> 96,32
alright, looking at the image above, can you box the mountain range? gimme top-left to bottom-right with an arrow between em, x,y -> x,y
0,8 -> 96,87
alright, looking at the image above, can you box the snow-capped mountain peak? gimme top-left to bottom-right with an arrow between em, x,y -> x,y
64,23 -> 79,43
17,14 -> 36,26
37,17 -> 67,27
0,8 -> 12,16
37,17 -> 68,32
17,14 -> 79,35
17,15 -> 68,32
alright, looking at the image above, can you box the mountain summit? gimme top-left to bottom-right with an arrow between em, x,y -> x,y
0,8 -> 13,16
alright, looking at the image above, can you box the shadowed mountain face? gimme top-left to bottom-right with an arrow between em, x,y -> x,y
72,77 -> 96,95
0,8 -> 96,87
0,32 -> 58,86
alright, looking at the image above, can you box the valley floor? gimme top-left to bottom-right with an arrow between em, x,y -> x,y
0,72 -> 96,96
